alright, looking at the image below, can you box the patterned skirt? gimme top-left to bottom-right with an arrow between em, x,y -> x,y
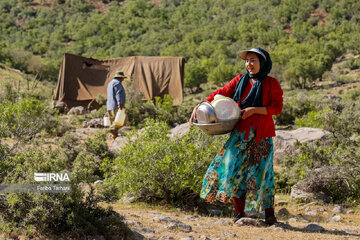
200,128 -> 275,212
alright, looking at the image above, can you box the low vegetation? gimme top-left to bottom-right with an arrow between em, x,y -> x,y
0,0 -> 360,238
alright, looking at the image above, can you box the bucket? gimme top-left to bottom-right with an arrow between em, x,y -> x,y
114,109 -> 126,127
103,115 -> 111,127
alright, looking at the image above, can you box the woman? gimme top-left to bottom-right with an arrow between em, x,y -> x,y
190,48 -> 283,225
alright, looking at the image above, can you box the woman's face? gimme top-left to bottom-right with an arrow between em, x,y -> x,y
245,52 -> 260,75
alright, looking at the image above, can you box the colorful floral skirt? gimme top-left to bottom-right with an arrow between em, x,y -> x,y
200,128 -> 275,212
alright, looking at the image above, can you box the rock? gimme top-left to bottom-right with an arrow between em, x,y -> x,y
199,236 -> 211,240
290,183 -> 315,201
133,228 -> 156,233
304,223 -> 325,232
274,222 -> 295,230
179,237 -> 194,240
132,231 -> 145,240
346,209 -> 354,214
269,225 -> 286,232
153,215 -> 175,223
289,218 -> 297,223
291,180 -> 331,203
332,205 -> 344,213
221,232 -> 237,237
166,222 -> 192,232
273,128 -> 330,164
158,236 -> 174,240
143,233 -> 155,239
330,215 -> 341,222
124,220 -> 142,227
184,216 -> 199,221
109,136 -> 129,153
278,208 -> 291,217
212,219 -> 231,225
344,229 -> 359,234
122,192 -> 136,203
234,217 -> 267,227
305,210 -> 318,216
68,106 -> 87,115
94,180 -> 103,185
159,236 -> 174,240
83,118 -> 104,128
169,122 -> 191,139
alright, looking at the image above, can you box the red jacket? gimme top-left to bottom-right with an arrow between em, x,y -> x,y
205,74 -> 283,141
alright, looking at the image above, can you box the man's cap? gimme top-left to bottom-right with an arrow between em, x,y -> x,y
238,48 -> 267,61
114,71 -> 127,78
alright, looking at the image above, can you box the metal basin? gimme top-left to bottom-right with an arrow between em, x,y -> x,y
192,119 -> 239,135
195,101 -> 218,124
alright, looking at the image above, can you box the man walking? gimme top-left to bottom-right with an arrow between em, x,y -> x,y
106,71 -> 127,139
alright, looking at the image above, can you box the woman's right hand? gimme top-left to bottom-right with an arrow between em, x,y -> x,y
189,104 -> 199,123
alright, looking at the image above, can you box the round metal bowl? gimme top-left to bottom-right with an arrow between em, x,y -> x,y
192,119 -> 239,135
195,101 -> 218,124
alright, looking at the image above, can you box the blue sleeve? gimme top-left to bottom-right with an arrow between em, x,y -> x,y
114,83 -> 126,106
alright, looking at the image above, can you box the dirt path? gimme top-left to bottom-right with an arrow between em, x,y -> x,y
109,199 -> 360,240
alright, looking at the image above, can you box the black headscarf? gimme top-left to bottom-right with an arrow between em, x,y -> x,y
232,48 -> 272,109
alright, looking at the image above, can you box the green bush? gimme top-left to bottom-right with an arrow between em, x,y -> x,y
0,130 -> 131,238
126,93 -> 191,127
277,138 -> 360,204
103,118 -> 227,208
0,97 -> 59,140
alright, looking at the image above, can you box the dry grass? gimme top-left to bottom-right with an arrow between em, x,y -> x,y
108,196 -> 360,240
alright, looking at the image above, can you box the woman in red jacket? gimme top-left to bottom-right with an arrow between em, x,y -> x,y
190,48 -> 283,225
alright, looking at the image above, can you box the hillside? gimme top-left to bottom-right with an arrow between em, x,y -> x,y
0,0 -> 360,239
1,0 -> 360,88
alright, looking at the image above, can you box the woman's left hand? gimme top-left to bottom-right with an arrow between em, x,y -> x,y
240,107 -> 268,119
240,107 -> 256,119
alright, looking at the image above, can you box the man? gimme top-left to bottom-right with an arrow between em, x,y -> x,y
106,71 -> 127,139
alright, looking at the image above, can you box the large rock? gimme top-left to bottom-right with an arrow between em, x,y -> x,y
273,127 -> 331,164
109,136 -> 129,153
169,122 -> 191,139
290,178 -> 331,203
68,106 -> 87,115
83,118 -> 104,128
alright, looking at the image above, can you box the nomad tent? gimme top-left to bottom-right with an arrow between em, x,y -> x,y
54,53 -> 185,108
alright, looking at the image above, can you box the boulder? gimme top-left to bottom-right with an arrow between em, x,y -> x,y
273,127 -> 331,164
109,136 -> 129,153
68,106 -> 87,115
83,118 -> 104,128
290,180 -> 331,203
169,122 -> 191,139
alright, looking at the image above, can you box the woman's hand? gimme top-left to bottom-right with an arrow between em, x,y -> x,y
240,107 -> 256,119
189,104 -> 199,123
240,107 -> 268,119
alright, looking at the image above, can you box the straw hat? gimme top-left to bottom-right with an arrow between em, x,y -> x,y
238,48 -> 267,61
114,71 -> 127,78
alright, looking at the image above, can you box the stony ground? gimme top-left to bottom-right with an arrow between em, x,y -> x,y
108,195 -> 360,240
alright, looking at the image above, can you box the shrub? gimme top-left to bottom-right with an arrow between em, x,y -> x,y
0,130 -> 131,238
126,93 -> 190,127
277,138 -> 360,204
0,97 -> 60,140
103,119 -> 227,208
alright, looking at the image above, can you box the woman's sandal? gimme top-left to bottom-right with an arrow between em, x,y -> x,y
265,214 -> 277,225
